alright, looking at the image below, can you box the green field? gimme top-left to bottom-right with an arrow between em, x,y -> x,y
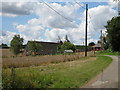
2,56 -> 112,88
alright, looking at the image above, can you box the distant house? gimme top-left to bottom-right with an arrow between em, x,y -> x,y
24,41 -> 59,56
92,43 -> 103,51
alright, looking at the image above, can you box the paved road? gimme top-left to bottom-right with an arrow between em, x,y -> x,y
83,55 -> 119,88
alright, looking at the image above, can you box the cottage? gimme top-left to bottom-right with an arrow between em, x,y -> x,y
24,41 -> 59,55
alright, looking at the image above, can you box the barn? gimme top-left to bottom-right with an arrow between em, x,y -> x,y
24,41 -> 59,55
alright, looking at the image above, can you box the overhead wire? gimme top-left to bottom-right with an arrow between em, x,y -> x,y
42,1 -> 73,22
75,1 -> 97,38
75,1 -> 86,10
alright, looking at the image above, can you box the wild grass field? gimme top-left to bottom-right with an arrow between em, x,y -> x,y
2,56 -> 112,88
2,49 -> 113,88
2,49 -> 94,68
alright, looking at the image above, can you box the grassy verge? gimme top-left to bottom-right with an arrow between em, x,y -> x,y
96,50 -> 120,55
2,56 -> 112,88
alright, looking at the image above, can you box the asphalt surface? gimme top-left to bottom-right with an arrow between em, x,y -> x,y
83,55 -> 119,88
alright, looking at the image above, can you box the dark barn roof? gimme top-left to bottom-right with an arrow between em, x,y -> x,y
27,41 -> 59,45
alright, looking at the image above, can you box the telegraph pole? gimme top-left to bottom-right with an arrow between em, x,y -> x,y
85,4 -> 88,56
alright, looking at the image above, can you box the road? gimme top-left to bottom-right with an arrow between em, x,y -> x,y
83,55 -> 119,88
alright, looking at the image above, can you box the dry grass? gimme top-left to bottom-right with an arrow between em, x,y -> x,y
2,49 -> 95,68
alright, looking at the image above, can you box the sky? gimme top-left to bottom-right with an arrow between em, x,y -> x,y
0,0 -> 119,45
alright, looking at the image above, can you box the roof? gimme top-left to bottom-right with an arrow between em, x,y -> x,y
92,43 -> 102,48
27,41 -> 59,44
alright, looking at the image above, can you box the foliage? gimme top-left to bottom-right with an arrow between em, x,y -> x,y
0,43 -> 9,48
27,41 -> 42,55
60,42 -> 76,52
75,45 -> 92,51
99,34 -> 109,50
57,45 -> 63,52
96,50 -> 120,55
105,16 -> 120,52
2,56 -> 112,88
10,35 -> 23,55
88,42 -> 95,46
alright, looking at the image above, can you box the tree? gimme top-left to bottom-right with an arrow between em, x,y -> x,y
10,35 -> 24,55
0,43 -> 9,48
100,34 -> 109,50
27,41 -> 42,55
61,42 -> 76,52
105,16 -> 120,51
88,42 -> 95,46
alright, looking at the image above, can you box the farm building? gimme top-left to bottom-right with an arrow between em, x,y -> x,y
92,43 -> 103,51
24,41 -> 59,55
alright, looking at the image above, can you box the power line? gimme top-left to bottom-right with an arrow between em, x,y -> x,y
74,1 -> 96,31
75,1 -> 86,10
42,1 -> 73,22
88,13 -> 97,31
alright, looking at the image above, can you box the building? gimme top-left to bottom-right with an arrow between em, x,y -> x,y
57,36 -> 63,45
64,35 -> 70,42
92,43 -> 102,51
24,41 -> 59,55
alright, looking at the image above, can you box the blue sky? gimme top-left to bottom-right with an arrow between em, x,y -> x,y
0,0 -> 118,45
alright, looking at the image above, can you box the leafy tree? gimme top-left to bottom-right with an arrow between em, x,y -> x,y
10,35 -> 24,55
88,42 -> 95,46
0,43 -> 9,48
61,42 -> 76,52
105,16 -> 120,51
27,41 -> 42,55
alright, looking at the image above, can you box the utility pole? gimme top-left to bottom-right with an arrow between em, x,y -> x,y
100,30 -> 103,49
85,4 -> 88,56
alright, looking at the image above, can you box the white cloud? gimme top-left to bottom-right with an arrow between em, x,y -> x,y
34,2 -> 80,29
45,4 -> 118,45
0,30 -> 17,45
16,18 -> 44,41
88,5 -> 117,31
1,2 -> 118,45
45,28 -> 67,41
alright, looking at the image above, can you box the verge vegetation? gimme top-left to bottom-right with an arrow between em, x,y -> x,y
96,50 -> 120,55
2,56 -> 112,88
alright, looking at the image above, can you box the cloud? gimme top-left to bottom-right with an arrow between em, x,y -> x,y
34,2 -> 80,29
45,28 -> 67,41
45,4 -> 118,45
1,2 -> 118,45
1,2 -> 37,17
15,18 -> 44,41
88,5 -> 117,31
0,30 -> 17,45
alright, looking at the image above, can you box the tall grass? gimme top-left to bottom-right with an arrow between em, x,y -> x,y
3,51 -> 95,68
2,56 -> 112,88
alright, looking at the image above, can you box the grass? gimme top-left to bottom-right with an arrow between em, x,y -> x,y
2,56 -> 112,88
96,50 -> 120,55
2,51 -> 95,69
